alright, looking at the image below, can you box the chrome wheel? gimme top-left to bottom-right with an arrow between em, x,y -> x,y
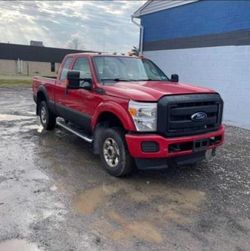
103,137 -> 120,168
40,105 -> 47,124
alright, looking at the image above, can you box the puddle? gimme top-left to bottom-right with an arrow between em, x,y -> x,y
42,209 -> 54,219
74,184 -> 121,214
25,169 -> 49,180
37,125 -> 43,133
50,185 -> 58,191
0,114 -> 32,121
74,182 -> 205,217
91,211 -> 163,244
22,124 -> 40,130
74,182 -> 206,244
26,111 -> 35,116
0,239 -> 41,251
107,211 -> 162,243
112,220 -> 163,244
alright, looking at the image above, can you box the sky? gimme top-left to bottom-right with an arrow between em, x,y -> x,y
0,0 -> 145,53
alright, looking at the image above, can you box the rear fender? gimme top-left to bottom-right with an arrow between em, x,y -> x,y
36,86 -> 50,115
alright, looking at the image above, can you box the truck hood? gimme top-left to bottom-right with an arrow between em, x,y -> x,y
103,81 -> 215,101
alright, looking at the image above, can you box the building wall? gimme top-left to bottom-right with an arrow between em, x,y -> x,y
0,59 -> 60,76
0,42 -> 85,63
141,0 -> 250,43
0,60 -> 17,75
24,61 -> 60,76
145,46 -> 250,129
141,0 -> 250,129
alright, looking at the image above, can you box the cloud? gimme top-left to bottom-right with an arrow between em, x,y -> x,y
0,0 -> 145,53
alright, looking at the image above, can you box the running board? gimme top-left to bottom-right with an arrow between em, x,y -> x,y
56,120 -> 93,143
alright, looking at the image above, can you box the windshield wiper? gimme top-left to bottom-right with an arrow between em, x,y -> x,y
101,78 -> 168,83
132,78 -> 169,81
101,78 -> 129,82
125,78 -> 154,81
135,79 -> 153,81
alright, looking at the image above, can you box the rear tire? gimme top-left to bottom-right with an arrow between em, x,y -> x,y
99,127 -> 134,177
39,101 -> 56,130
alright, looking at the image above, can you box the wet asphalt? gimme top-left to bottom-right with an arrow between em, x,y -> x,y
0,87 -> 249,251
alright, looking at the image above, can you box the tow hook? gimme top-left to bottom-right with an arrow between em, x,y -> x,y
205,148 -> 216,161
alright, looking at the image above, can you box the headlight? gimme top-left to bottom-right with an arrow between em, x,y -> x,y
128,100 -> 157,131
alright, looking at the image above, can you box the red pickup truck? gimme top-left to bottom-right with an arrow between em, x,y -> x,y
33,53 -> 224,177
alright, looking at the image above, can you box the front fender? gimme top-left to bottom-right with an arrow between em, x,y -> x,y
91,101 -> 136,131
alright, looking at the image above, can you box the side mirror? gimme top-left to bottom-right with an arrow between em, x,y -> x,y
67,71 -> 80,89
80,78 -> 92,90
171,74 -> 179,82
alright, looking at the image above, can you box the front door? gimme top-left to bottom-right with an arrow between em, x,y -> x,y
65,56 -> 93,133
54,56 -> 74,118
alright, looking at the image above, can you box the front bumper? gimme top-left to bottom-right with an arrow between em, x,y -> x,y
125,125 -> 224,159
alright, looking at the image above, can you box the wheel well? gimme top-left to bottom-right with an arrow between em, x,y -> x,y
96,112 -> 125,130
93,112 -> 125,155
36,91 -> 47,115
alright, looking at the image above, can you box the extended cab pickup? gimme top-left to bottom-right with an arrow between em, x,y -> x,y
33,53 -> 224,176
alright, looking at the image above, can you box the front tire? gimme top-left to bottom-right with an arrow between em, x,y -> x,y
99,128 -> 134,177
39,101 -> 56,130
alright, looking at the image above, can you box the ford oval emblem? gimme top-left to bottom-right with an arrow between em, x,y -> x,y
191,112 -> 207,121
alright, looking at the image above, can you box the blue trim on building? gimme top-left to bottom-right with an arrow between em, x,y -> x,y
143,29 -> 250,51
141,0 -> 250,42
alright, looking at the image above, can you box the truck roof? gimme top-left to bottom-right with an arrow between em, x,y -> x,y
65,52 -> 139,58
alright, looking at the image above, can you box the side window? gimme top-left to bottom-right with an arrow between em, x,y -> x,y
143,60 -> 168,81
59,57 -> 73,81
72,57 -> 91,79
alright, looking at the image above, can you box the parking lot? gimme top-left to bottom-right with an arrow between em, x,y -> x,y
0,87 -> 249,251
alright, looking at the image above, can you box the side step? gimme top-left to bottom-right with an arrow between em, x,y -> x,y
56,119 -> 93,143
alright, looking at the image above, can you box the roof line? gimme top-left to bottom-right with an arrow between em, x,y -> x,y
0,42 -> 90,52
132,0 -> 199,18
132,0 -> 152,18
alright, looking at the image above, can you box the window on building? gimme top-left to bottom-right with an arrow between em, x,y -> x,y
59,57 -> 73,81
51,62 -> 55,72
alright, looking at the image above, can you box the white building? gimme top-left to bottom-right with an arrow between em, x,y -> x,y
133,0 -> 250,129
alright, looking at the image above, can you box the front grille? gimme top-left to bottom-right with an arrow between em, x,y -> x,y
157,94 -> 223,137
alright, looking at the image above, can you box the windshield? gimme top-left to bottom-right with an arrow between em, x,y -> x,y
93,56 -> 169,84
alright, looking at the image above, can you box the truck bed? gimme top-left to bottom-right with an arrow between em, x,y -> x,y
32,76 -> 57,96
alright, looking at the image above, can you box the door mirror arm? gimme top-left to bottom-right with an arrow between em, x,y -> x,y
67,71 -> 92,91
80,78 -> 92,90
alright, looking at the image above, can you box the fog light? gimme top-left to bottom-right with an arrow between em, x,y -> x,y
141,141 -> 159,153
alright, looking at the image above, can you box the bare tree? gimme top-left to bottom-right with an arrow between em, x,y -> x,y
71,38 -> 79,50
67,37 -> 85,50
130,46 -> 139,56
